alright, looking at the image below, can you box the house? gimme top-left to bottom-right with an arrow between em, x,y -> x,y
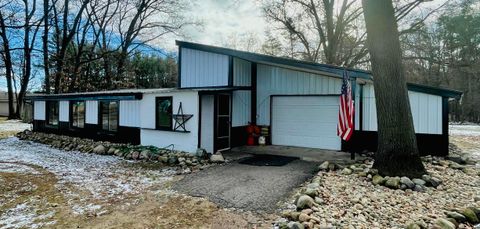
27,41 -> 462,156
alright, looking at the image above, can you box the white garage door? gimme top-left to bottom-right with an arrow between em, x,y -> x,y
271,96 -> 341,150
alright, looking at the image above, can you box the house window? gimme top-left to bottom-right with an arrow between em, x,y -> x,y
46,101 -> 59,126
71,101 -> 85,128
100,101 -> 118,132
156,97 -> 173,130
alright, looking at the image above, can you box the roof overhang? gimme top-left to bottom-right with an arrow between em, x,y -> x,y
176,40 -> 372,80
407,83 -> 463,99
26,92 -> 143,101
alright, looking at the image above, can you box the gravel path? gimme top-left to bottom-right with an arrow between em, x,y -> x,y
173,156 -> 318,212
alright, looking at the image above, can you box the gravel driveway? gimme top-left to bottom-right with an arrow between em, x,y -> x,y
173,155 -> 318,212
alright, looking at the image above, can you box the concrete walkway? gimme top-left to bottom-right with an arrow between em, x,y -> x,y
229,145 -> 363,163
173,155 -> 318,212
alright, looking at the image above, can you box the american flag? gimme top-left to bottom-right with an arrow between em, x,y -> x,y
337,69 -> 355,141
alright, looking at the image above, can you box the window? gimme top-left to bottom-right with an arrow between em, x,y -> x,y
100,101 -> 118,132
46,101 -> 59,126
71,101 -> 85,128
156,97 -> 172,130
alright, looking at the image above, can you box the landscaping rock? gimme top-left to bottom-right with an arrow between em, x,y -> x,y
462,208 -> 479,224
210,153 -> 225,163
445,211 -> 467,223
413,184 -> 426,192
405,222 -> 421,229
341,168 -> 353,175
140,150 -> 150,160
434,218 -> 456,229
400,176 -> 415,189
298,213 -> 310,222
93,145 -> 106,154
372,175 -> 385,185
385,177 -> 401,189
318,161 -> 329,171
412,178 -> 426,186
304,188 -> 317,197
296,195 -> 315,210
287,221 -> 304,229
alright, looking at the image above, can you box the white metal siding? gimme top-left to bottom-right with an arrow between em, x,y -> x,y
256,64 -> 342,125
85,100 -> 98,124
33,101 -> 45,120
140,91 -> 199,153
59,101 -> 69,122
233,58 -> 251,86
119,100 -> 140,127
180,48 -> 229,88
200,95 -> 214,153
271,96 -> 341,150
232,90 -> 251,127
361,83 -> 442,134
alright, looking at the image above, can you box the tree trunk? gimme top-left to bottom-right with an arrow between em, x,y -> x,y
43,0 -> 50,93
0,12 -> 17,119
362,0 -> 426,178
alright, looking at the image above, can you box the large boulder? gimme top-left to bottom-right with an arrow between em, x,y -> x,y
92,145 -> 106,154
296,195 -> 315,210
445,211 -> 467,223
318,161 -> 329,171
210,153 -> 225,163
372,175 -> 385,185
385,177 -> 401,189
434,218 -> 456,229
462,208 -> 479,224
400,177 -> 415,189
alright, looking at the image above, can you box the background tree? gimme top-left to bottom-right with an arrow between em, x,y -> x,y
362,0 -> 425,177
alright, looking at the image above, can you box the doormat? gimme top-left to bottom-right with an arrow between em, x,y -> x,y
239,154 -> 298,166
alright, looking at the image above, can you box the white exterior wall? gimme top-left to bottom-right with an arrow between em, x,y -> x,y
85,100 -> 98,124
232,90 -> 251,127
33,101 -> 45,120
233,58 -> 251,86
140,91 -> 199,153
256,64 -> 342,125
180,48 -> 229,88
119,100 -> 140,127
200,95 -> 214,153
59,101 -> 69,122
362,83 -> 442,134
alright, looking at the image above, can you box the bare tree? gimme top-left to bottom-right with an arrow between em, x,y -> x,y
16,0 -> 43,117
114,0 -> 191,88
262,0 -> 448,67
362,0 -> 425,177
0,8 -> 16,119
51,0 -> 90,93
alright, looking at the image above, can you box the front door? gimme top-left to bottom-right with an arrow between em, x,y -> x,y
215,93 -> 231,152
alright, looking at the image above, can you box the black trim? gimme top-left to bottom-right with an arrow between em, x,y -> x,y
155,96 -> 173,131
407,83 -> 462,99
98,100 -> 120,133
45,101 -> 59,128
176,40 -> 372,80
359,83 -> 364,131
69,100 -> 86,129
178,86 -> 251,90
178,46 -> 182,88
32,120 -> 140,145
27,93 -> 142,101
197,92 -> 202,148
251,62 -> 257,124
442,97 -> 449,155
228,56 -> 233,87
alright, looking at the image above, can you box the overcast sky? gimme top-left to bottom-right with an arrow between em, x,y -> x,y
158,0 -> 267,51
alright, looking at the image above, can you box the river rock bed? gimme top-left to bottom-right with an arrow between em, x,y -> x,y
16,130 -> 224,173
277,158 -> 480,229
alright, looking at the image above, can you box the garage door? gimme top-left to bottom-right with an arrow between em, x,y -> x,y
271,96 -> 341,150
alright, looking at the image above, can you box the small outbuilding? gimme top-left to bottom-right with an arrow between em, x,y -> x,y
27,41 -> 462,156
